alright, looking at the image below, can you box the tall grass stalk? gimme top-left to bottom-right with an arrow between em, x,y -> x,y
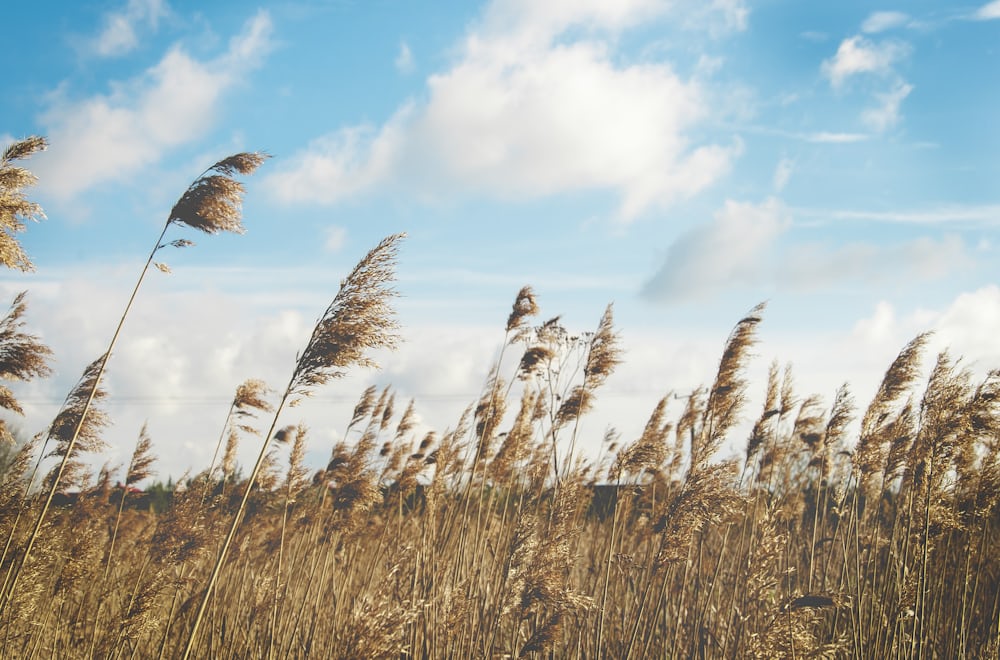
0,152 -> 267,614
182,233 -> 404,658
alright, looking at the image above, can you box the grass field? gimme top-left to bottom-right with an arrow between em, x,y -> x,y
0,137 -> 998,658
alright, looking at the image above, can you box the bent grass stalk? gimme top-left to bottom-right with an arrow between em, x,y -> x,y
182,233 -> 404,659
0,152 -> 268,614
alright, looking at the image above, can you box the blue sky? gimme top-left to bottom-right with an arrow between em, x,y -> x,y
2,0 -> 1000,479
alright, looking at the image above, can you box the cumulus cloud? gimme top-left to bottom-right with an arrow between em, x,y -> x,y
861,11 -> 910,34
266,0 -> 740,221
975,1 -> 1000,20
265,117 -> 407,205
843,286 -> 1000,386
822,35 -> 909,89
91,0 -> 170,57
33,10 -> 273,200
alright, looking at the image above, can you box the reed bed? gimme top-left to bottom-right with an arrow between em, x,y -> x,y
0,135 -> 998,658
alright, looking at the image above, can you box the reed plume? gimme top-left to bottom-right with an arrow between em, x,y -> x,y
696,302 -> 764,469
204,378 -> 273,498
0,292 -> 53,444
105,423 -> 157,578
0,136 -> 47,272
617,395 -> 672,481
854,332 -> 930,491
507,285 -> 540,341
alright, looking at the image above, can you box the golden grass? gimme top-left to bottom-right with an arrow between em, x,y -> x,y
0,140 -> 997,658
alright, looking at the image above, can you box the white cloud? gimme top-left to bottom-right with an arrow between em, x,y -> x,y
267,3 -> 739,221
822,36 -> 909,89
92,0 -> 170,57
742,125 -> 870,144
780,235 -> 968,289
482,0 -> 667,41
862,80 -> 913,132
642,198 -> 790,302
975,1 -> 1000,20
795,203 -> 1000,225
772,157 -> 794,191
807,131 -> 869,143
324,226 -> 347,252
34,10 -> 273,200
841,286 -> 1000,387
395,41 -> 414,74
708,0 -> 749,33
933,286 -> 1000,362
643,199 -> 970,303
266,117 -> 406,205
861,11 -> 910,34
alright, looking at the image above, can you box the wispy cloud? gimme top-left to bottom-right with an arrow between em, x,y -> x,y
90,0 -> 170,57
33,10 -> 273,200
395,41 -> 414,74
780,235 -> 968,290
861,11 -> 910,34
795,204 -> 1000,225
821,34 -> 913,134
772,157 -> 794,191
822,35 -> 909,89
643,198 -> 972,303
265,0 -> 742,221
324,226 -> 347,253
642,198 -> 790,302
807,131 -> 869,143
861,80 -> 913,131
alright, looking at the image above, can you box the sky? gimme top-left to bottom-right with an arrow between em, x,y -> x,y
2,0 -> 999,482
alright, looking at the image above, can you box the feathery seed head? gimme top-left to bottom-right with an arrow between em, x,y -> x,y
507,285 -> 540,335
289,234 -> 404,402
167,152 -> 269,235
0,136 -> 48,271
126,423 -> 157,486
0,292 -> 53,415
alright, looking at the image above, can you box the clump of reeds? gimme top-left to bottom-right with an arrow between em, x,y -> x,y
182,233 -> 405,658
